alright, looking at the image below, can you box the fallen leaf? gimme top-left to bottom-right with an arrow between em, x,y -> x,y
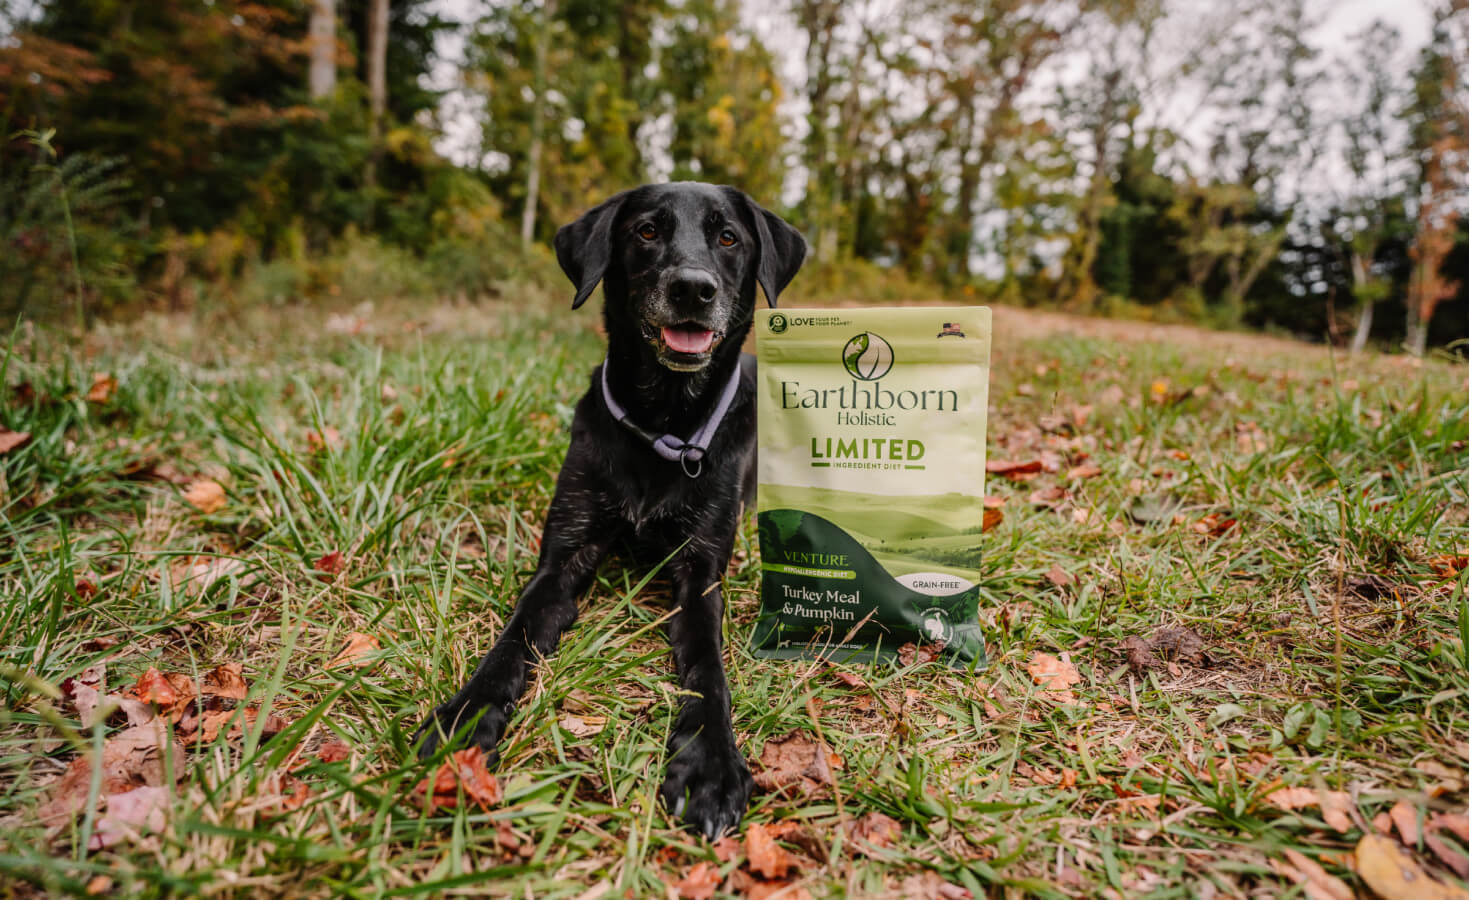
0,429 -> 30,454
85,372 -> 117,404
416,746 -> 502,812
1044,564 -> 1074,587
1415,759 -> 1465,796
982,507 -> 1003,532
314,551 -> 346,578
201,663 -> 248,701
752,731 -> 835,797
897,642 -> 942,666
1427,554 -> 1469,579
712,835 -> 741,863
1066,463 -> 1102,481
671,861 -> 721,900
1028,485 -> 1068,507
559,714 -> 607,737
1193,513 -> 1239,538
1425,813 -> 1469,879
1270,848 -> 1353,900
745,822 -> 798,880
328,632 -> 380,669
829,669 -> 868,690
85,876 -> 112,895
130,668 -> 180,708
1356,833 -> 1469,900
985,459 -> 1043,480
89,785 -> 170,850
306,426 -> 342,453
173,557 -> 250,595
1266,787 -> 1356,832
1026,651 -> 1080,702
1121,627 -> 1209,674
182,480 -> 226,514
38,721 -> 185,827
847,811 -> 901,856
746,882 -> 813,900
898,870 -> 973,899
316,738 -> 352,764
1389,800 -> 1421,846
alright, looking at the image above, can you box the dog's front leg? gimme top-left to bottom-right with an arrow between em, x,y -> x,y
660,552 -> 753,838
414,496 -> 614,762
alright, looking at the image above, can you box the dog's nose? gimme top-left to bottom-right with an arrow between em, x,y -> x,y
668,268 -> 718,305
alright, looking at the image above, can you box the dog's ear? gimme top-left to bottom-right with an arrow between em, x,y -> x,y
554,191 -> 628,310
735,192 -> 807,308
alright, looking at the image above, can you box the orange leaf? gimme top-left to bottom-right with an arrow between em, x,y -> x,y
1066,464 -> 1102,481
85,372 -> 117,404
328,632 -> 380,669
183,480 -> 226,514
314,551 -> 346,577
671,861 -> 721,900
0,429 -> 30,454
201,663 -> 247,701
416,746 -> 502,811
986,459 -> 1043,478
131,668 -> 180,707
745,822 -> 797,880
982,508 -> 1003,532
306,426 -> 342,453
1026,652 -> 1080,696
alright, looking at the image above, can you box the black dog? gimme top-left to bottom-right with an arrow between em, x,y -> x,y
415,182 -> 806,838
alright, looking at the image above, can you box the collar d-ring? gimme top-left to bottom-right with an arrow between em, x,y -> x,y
680,446 -> 704,479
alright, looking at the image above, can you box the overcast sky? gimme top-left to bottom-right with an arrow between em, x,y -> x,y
427,0 -> 1438,205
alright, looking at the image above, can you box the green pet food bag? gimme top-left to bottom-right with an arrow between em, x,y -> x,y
752,307 -> 992,666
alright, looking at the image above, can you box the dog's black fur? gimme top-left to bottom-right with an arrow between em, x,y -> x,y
415,182 -> 806,838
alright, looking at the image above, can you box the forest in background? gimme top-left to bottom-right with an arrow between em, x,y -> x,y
1,0 -> 1467,354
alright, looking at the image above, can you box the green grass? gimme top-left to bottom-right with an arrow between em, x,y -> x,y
2,297 -> 1467,898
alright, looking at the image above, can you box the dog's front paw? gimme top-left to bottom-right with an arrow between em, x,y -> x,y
413,699 -> 507,762
661,732 -> 754,839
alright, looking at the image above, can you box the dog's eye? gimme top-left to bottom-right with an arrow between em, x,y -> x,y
718,229 -> 737,247
637,223 -> 657,241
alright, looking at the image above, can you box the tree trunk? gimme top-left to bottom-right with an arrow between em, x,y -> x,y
1349,252 -> 1373,353
308,0 -> 336,99
364,0 -> 389,210
520,0 -> 551,246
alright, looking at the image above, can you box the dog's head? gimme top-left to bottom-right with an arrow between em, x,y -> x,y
554,183 -> 806,373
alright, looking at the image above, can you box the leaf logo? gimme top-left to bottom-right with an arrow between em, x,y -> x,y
841,332 -> 894,380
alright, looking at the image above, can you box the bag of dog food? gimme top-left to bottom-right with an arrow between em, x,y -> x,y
752,307 -> 992,666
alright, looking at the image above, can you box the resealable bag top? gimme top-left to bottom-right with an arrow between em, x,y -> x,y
752,307 -> 992,666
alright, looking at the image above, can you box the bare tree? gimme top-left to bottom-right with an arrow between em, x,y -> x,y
365,0 -> 389,199
520,0 -> 552,245
308,0 -> 336,99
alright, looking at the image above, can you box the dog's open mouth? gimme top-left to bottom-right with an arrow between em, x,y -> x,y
650,322 -> 723,370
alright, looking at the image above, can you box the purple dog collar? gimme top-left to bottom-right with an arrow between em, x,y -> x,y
600,358 -> 742,478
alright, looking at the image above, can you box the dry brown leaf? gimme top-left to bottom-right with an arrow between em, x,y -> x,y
981,507 -> 1003,532
1025,652 -> 1080,702
712,834 -> 741,863
752,731 -> 836,797
1027,485 -> 1068,507
416,746 -> 503,812
328,632 -> 380,669
0,429 -> 30,454
985,459 -> 1043,480
897,642 -> 943,666
201,663 -> 248,701
1044,564 -> 1074,587
1270,848 -> 1353,900
1066,463 -> 1102,481
1265,785 -> 1355,832
89,785 -> 170,850
1388,800 -> 1421,846
671,861 -> 721,900
85,372 -> 117,404
1425,813 -> 1469,879
1356,833 -> 1469,900
745,822 -> 798,880
306,426 -> 342,453
1121,627 -> 1209,674
316,738 -> 352,764
829,669 -> 868,690
1192,513 -> 1239,538
847,811 -> 901,857
314,551 -> 346,578
38,721 -> 185,827
745,882 -> 813,900
182,480 -> 226,514
1415,759 -> 1465,796
898,870 -> 973,899
559,714 -> 607,738
130,668 -> 180,708
1428,554 -> 1469,579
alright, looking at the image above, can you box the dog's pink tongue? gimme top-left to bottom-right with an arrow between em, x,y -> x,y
662,326 -> 714,354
